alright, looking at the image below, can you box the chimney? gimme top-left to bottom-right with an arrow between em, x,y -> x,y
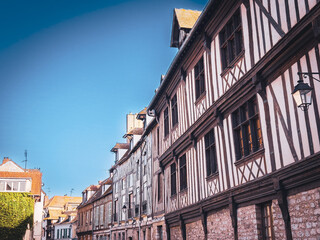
3,157 -> 11,164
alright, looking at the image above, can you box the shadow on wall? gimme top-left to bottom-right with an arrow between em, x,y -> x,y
0,192 -> 34,240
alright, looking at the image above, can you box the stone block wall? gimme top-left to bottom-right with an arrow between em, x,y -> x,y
271,199 -> 286,240
185,219 -> 205,240
170,226 -> 182,240
207,207 -> 234,240
237,205 -> 259,240
151,221 -> 167,240
288,187 -> 320,240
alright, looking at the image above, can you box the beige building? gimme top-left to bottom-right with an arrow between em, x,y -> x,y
0,157 -> 45,240
42,195 -> 82,240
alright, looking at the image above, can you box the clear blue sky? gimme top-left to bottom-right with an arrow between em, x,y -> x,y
0,0 -> 207,197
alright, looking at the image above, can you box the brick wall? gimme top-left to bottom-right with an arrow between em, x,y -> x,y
170,226 -> 182,240
288,187 -> 320,240
238,205 -> 259,240
185,219 -> 205,240
207,207 -> 233,240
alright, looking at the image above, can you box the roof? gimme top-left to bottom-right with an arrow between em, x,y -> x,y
174,9 -> 201,29
111,143 -> 130,152
137,107 -> 147,120
44,209 -> 67,220
83,185 -> 100,192
126,127 -> 144,136
0,158 -> 42,195
45,196 -> 82,208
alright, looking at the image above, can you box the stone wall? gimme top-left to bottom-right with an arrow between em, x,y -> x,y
151,221 -> 166,240
237,205 -> 259,240
185,219 -> 205,240
170,226 -> 182,240
288,187 -> 320,240
271,199 -> 286,239
207,207 -> 234,240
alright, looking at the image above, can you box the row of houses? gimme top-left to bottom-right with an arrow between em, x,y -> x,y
77,0 -> 320,240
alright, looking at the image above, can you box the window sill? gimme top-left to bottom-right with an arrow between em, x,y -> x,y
170,193 -> 177,199
206,172 -> 219,181
171,122 -> 179,132
220,50 -> 245,77
194,91 -> 206,105
234,148 -> 265,167
179,187 -> 188,194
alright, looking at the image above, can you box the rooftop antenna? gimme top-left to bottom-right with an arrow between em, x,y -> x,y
70,188 -> 74,196
22,150 -> 27,170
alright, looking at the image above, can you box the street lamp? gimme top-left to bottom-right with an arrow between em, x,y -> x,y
292,72 -> 319,111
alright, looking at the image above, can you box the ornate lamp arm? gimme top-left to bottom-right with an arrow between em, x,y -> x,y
298,72 -> 320,82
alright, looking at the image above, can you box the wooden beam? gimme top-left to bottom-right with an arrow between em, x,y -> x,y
272,178 -> 293,240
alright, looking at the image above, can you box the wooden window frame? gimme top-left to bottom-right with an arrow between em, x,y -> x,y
194,57 -> 205,100
232,97 -> 263,160
171,94 -> 179,127
164,107 -> 169,138
179,154 -> 187,191
157,173 -> 162,202
170,163 -> 177,196
205,129 -> 218,176
219,8 -> 243,71
157,127 -> 160,155
260,202 -> 275,240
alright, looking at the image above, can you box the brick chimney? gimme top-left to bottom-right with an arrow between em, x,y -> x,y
2,157 -> 11,164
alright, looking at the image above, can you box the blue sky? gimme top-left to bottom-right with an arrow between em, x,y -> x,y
0,0 -> 207,197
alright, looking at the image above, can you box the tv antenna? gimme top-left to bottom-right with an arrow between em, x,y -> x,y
70,188 -> 74,196
22,150 -> 28,170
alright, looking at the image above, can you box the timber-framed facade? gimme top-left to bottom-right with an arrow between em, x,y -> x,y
148,0 -> 320,239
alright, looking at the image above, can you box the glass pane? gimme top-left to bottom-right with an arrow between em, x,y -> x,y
6,182 -> 12,191
13,181 -> 18,191
0,181 -> 5,191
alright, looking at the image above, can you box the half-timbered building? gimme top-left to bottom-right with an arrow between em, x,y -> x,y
148,1 -> 320,239
109,110 -> 156,240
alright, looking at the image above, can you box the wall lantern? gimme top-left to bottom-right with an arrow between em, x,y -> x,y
292,72 -> 319,111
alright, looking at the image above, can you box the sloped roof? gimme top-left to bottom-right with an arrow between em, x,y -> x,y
45,196 -> 82,208
111,143 -> 130,152
127,128 -> 144,135
174,9 -> 201,29
0,158 -> 42,195
44,209 -> 67,220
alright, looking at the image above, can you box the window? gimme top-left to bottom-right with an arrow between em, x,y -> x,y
260,203 -> 275,240
171,94 -> 178,127
179,155 -> 187,191
164,108 -> 169,137
194,57 -> 205,99
205,129 -> 217,176
219,9 -> 243,71
0,180 -> 28,192
157,173 -> 162,202
157,226 -> 163,240
170,163 -> 177,196
232,97 -> 262,160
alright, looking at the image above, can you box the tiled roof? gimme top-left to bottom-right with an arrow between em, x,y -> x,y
0,159 -> 42,196
45,196 -> 82,208
174,9 -> 201,29
111,143 -> 130,152
126,128 -> 144,135
44,209 -> 67,220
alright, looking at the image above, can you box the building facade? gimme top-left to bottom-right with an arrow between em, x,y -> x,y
147,1 -> 320,240
109,110 -> 155,240
0,157 -> 45,240
43,196 -> 82,240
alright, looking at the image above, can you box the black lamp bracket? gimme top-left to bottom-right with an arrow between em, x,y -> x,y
298,72 -> 320,82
